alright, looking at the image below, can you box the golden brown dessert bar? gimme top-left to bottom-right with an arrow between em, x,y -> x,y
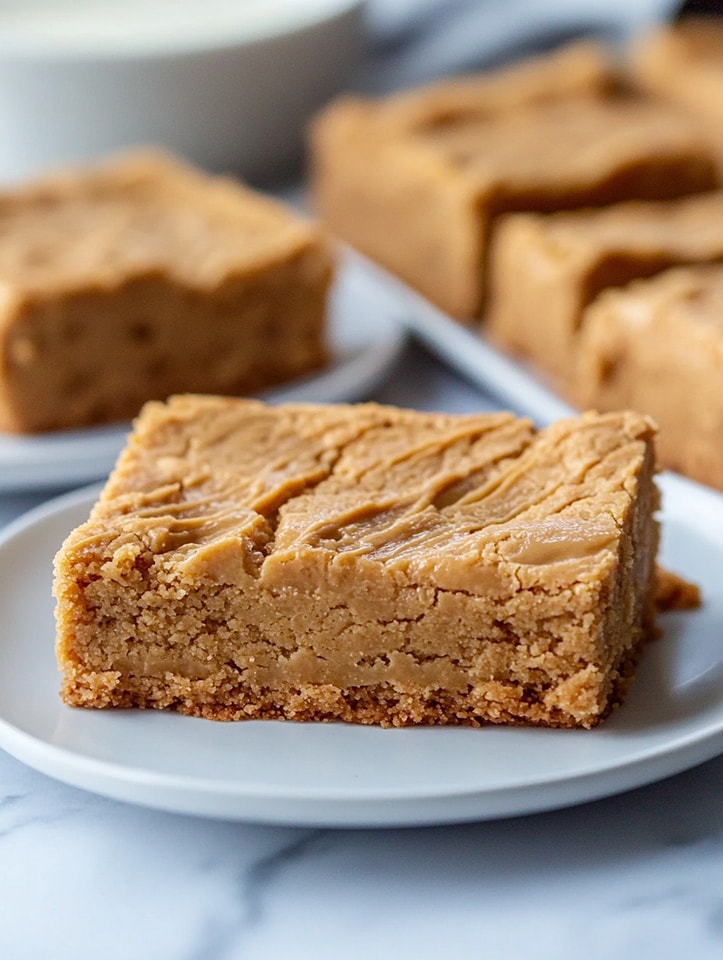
574,265 -> 723,491
630,19 -> 723,167
55,395 -> 659,730
310,42 -> 717,318
0,151 -> 332,434
486,190 -> 723,386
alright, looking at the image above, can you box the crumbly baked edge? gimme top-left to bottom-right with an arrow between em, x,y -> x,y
59,664 -> 645,730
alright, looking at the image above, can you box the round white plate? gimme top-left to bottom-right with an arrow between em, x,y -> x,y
0,473 -> 722,828
0,257 -> 407,492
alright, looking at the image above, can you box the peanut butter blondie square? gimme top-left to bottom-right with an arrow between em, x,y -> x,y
630,19 -> 723,168
574,265 -> 723,491
310,42 -> 717,318
486,190 -> 723,386
54,395 -> 659,729
0,151 -> 332,434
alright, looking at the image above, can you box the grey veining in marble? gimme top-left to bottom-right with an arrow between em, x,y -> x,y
0,745 -> 722,960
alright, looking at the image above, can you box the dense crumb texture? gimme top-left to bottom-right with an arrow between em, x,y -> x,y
54,396 -> 660,729
310,41 -> 717,318
486,191 -> 723,387
0,151 -> 332,434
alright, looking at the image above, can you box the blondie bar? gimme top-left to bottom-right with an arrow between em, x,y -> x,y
630,19 -> 723,167
310,42 -> 717,318
486,190 -> 723,385
54,395 -> 659,729
0,151 -> 332,434
574,265 -> 723,491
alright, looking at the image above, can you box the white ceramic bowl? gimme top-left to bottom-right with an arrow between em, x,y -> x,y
0,0 -> 366,184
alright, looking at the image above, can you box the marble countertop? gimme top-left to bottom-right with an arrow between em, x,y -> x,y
0,343 -> 722,960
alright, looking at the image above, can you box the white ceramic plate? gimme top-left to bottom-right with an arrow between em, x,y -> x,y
0,475 -> 721,828
346,251 -> 577,426
0,257 -> 407,493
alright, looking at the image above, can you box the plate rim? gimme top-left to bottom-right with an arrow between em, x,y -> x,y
0,480 -> 721,827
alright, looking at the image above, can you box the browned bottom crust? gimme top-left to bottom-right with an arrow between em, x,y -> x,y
61,650 -> 643,730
